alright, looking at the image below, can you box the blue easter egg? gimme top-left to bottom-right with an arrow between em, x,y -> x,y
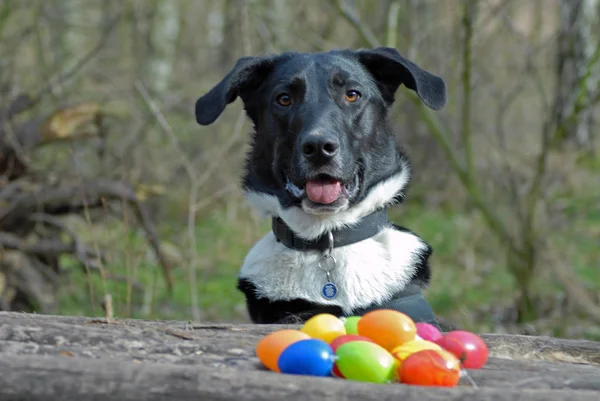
277,338 -> 335,376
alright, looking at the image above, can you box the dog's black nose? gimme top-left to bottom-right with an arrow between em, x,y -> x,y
301,134 -> 339,163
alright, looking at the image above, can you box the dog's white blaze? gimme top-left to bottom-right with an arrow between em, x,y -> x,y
240,166 -> 426,312
239,226 -> 427,314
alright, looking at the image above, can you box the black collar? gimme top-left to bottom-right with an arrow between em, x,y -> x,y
272,208 -> 389,252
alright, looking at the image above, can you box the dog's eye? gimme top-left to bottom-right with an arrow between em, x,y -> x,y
276,93 -> 292,106
345,90 -> 361,103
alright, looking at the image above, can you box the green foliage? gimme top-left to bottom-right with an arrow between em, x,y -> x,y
57,208 -> 269,322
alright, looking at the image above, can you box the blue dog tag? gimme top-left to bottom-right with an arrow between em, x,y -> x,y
319,254 -> 338,300
322,282 -> 338,299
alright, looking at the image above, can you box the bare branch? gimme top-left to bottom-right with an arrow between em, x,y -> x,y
546,247 -> 600,324
0,94 -> 36,123
461,0 -> 476,183
0,178 -> 174,294
33,8 -> 123,103
493,84 -> 530,223
385,0 -> 401,48
0,230 -> 97,258
29,212 -> 106,267
191,183 -> 238,213
329,0 -> 380,47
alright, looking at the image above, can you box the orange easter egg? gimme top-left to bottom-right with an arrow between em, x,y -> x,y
256,329 -> 311,372
357,309 -> 417,351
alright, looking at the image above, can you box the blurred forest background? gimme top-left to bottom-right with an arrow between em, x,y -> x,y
0,0 -> 598,340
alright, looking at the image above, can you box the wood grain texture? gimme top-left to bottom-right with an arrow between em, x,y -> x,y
0,312 -> 599,401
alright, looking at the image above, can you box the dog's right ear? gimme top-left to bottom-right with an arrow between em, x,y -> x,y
195,56 -> 279,126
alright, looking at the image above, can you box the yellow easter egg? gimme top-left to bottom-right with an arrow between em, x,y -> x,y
301,313 -> 346,343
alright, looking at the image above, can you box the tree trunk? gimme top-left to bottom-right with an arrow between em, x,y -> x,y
148,0 -> 182,93
508,246 -> 538,324
554,0 -> 600,150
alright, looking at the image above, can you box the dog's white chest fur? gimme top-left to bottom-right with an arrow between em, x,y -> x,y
239,225 -> 428,314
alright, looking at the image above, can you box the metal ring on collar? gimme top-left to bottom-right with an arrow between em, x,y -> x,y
322,231 -> 334,257
318,231 -> 336,273
318,255 -> 337,273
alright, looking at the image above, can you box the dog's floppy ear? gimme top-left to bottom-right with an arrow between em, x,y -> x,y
195,55 -> 280,125
356,47 -> 446,110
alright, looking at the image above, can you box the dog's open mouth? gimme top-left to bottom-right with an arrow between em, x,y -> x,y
285,168 -> 361,208
306,175 -> 343,204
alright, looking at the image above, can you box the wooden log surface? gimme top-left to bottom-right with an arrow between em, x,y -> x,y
0,312 -> 599,401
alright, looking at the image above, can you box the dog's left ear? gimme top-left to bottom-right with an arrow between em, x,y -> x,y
356,47 -> 446,110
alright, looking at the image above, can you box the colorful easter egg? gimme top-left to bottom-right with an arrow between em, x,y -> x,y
415,322 -> 443,343
340,316 -> 361,335
398,349 -> 461,387
301,313 -> 346,343
335,341 -> 397,383
330,334 -> 375,378
436,330 -> 489,369
277,339 -> 335,377
357,309 -> 417,351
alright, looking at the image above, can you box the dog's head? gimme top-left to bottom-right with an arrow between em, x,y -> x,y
195,47 -> 445,228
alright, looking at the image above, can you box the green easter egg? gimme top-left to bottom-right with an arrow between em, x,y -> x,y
335,341 -> 397,383
342,316 -> 361,335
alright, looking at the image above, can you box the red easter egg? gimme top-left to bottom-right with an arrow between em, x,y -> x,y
329,334 -> 375,378
436,330 -> 489,369
398,349 -> 461,387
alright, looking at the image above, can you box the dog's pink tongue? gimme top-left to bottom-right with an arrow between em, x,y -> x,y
306,179 -> 342,204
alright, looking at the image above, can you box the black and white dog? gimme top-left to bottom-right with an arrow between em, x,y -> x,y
195,47 -> 446,328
